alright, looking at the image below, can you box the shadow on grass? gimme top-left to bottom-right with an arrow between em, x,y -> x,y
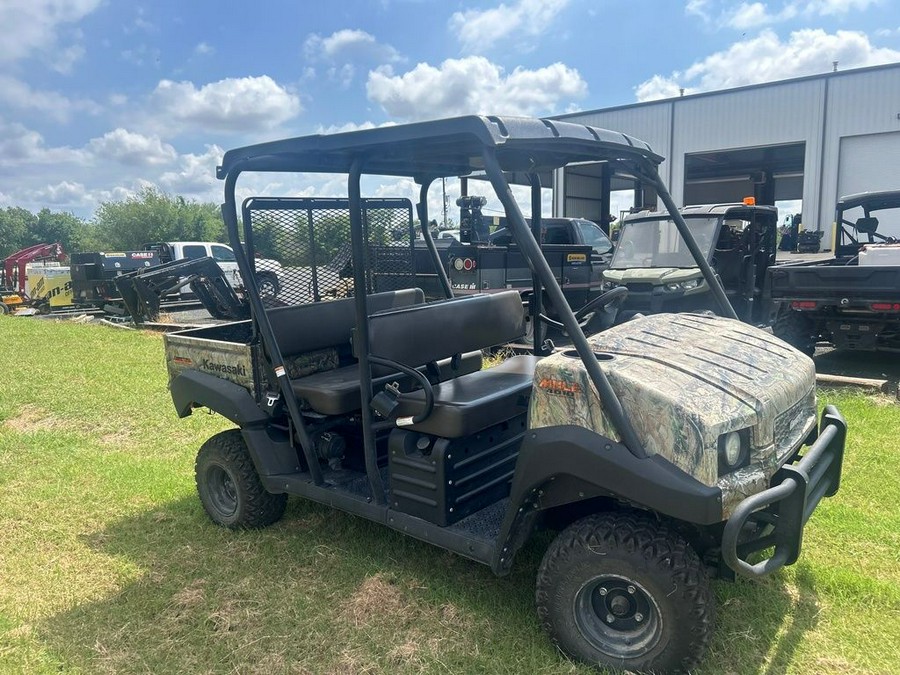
37,494 -> 821,674
713,564 -> 821,675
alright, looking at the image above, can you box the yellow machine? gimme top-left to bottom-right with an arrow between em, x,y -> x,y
27,267 -> 73,308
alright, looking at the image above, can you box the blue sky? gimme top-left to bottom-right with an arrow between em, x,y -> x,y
1,0 -> 899,219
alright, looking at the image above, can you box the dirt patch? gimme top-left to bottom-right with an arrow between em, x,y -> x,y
334,575 -> 471,670
169,579 -> 207,613
2,405 -> 63,433
340,574 -> 410,628
98,431 -> 134,447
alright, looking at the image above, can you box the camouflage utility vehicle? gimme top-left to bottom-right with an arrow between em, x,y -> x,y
163,116 -> 846,674
603,201 -> 778,324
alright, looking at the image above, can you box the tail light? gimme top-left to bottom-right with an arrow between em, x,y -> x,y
452,257 -> 477,272
791,301 -> 817,310
870,302 -> 900,311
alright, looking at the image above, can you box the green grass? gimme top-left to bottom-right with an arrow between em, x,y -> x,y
0,316 -> 898,674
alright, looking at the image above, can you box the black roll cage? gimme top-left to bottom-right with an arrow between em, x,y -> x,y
217,115 -> 737,493
835,190 -> 900,251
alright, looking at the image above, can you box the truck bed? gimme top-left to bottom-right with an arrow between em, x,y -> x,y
163,321 -> 259,394
768,258 -> 900,302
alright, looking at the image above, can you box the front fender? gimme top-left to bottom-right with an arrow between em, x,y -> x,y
491,425 -> 723,574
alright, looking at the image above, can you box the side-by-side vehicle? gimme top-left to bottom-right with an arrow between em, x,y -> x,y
161,116 -> 846,674
603,201 -> 778,325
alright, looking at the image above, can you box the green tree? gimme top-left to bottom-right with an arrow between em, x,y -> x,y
32,209 -> 89,254
0,207 -> 37,258
91,187 -> 225,250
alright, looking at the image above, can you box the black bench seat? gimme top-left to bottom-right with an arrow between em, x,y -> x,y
292,350 -> 483,415
394,354 -> 541,437
362,291 -> 541,438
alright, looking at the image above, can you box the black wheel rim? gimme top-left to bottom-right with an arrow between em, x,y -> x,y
206,464 -> 238,517
259,278 -> 276,298
574,575 -> 662,659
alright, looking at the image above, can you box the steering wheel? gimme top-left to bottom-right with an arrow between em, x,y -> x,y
538,286 -> 629,333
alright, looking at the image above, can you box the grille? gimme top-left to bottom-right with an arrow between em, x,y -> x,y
626,283 -> 655,293
242,197 -> 423,308
774,387 -> 816,458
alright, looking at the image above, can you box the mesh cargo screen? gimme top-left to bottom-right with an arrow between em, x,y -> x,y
242,197 -> 437,308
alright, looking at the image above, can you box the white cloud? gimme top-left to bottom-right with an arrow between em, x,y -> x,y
158,145 -> 224,195
0,75 -> 99,122
149,76 -> 302,134
49,40 -> 85,74
687,0 -> 881,28
304,30 -> 402,87
0,120 -> 86,165
635,28 -> 900,101
87,128 -> 178,166
634,75 -> 689,102
0,0 -> 101,65
314,120 -> 399,134
194,42 -> 215,56
305,29 -> 401,63
367,57 -> 587,121
448,0 -> 569,53
34,180 -> 88,205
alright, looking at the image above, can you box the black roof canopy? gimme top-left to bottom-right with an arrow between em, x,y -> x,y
217,115 -> 663,182
837,190 -> 900,212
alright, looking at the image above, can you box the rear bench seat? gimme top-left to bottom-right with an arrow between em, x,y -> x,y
364,290 -> 541,438
278,289 -> 481,414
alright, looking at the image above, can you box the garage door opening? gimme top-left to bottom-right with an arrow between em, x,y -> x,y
684,142 -> 805,207
561,162 -> 652,234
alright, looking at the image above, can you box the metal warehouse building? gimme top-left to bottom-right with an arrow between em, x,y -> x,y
550,62 -> 900,250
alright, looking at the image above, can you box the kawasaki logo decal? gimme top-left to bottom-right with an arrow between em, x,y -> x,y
200,358 -> 248,376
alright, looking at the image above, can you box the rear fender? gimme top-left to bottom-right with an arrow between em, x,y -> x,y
171,369 -> 302,479
170,369 -> 267,426
491,425 -> 723,575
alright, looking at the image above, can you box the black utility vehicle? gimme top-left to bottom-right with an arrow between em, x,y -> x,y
770,190 -> 900,353
162,116 -> 846,674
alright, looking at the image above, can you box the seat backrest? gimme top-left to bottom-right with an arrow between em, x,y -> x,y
268,288 -> 424,356
364,290 -> 525,370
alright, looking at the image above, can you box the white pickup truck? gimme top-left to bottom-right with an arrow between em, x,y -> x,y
144,241 -> 283,298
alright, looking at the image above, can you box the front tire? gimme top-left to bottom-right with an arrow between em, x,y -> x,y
536,512 -> 714,674
195,430 -> 287,529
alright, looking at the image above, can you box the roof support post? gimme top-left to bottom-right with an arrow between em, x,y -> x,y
222,166 -> 323,485
348,159 -> 387,505
416,181 -> 454,299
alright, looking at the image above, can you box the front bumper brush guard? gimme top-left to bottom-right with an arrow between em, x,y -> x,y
722,405 -> 846,578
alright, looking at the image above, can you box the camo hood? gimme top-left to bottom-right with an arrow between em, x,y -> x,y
603,267 -> 702,284
529,313 -> 817,497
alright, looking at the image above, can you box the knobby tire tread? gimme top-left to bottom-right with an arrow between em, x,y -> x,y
196,429 -> 287,529
535,511 -> 714,674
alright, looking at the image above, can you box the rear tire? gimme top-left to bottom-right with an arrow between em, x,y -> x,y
773,308 -> 816,356
536,512 -> 714,674
195,430 -> 287,529
0,302 -> 8,314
